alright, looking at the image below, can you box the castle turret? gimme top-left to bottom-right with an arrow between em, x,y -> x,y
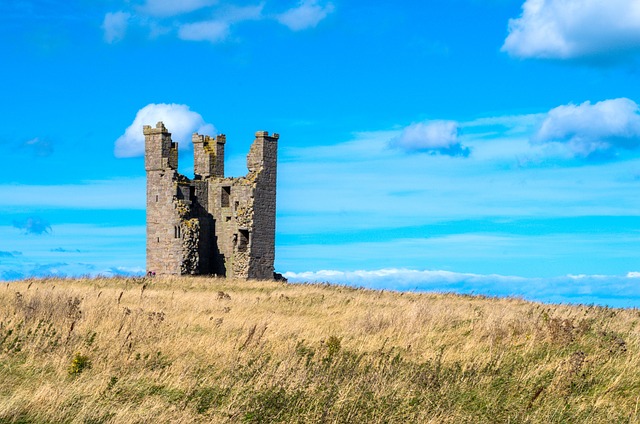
247,131 -> 279,174
145,121 -> 197,275
246,131 -> 279,279
144,122 -> 178,171
193,133 -> 226,180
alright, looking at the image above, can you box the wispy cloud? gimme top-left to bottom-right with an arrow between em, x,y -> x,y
274,111 -> 640,248
0,178 -> 145,209
137,0 -> 218,18
390,120 -> 470,157
178,20 -> 230,43
503,0 -> 640,62
0,263 -> 144,281
461,113 -> 545,135
177,4 -> 264,43
276,0 -> 334,31
12,217 -> 52,235
284,268 -> 640,307
102,11 -> 131,44
30,262 -> 68,276
114,103 -> 215,158
102,0 -> 334,44
0,224 -> 145,281
100,266 -> 146,277
277,229 -> 640,279
21,137 -> 53,157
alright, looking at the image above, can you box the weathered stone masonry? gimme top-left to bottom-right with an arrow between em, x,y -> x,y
144,122 -> 279,279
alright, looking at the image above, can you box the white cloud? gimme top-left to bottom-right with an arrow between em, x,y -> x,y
177,4 -> 264,43
138,0 -> 218,17
390,120 -> 469,156
533,98 -> 640,159
276,0 -> 334,31
102,11 -> 131,44
503,0 -> 640,60
114,103 -> 215,158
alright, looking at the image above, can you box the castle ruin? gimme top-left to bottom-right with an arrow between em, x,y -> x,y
144,122 -> 279,279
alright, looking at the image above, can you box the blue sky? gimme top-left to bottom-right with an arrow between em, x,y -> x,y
2,0 -> 640,306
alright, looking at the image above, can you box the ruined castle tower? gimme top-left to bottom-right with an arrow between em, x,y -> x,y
144,122 -> 279,279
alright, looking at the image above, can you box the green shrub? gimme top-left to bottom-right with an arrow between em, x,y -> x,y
68,352 -> 91,376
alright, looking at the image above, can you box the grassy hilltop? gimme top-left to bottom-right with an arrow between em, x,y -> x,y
1,277 -> 639,423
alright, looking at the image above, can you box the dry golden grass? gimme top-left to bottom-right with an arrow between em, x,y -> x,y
1,276 -> 639,423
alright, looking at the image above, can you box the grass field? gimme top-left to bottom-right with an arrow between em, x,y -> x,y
1,276 -> 639,423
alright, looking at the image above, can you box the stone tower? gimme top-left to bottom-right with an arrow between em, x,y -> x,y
144,122 -> 279,279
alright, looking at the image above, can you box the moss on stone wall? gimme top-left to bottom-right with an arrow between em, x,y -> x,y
180,218 -> 200,275
174,200 -> 190,219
